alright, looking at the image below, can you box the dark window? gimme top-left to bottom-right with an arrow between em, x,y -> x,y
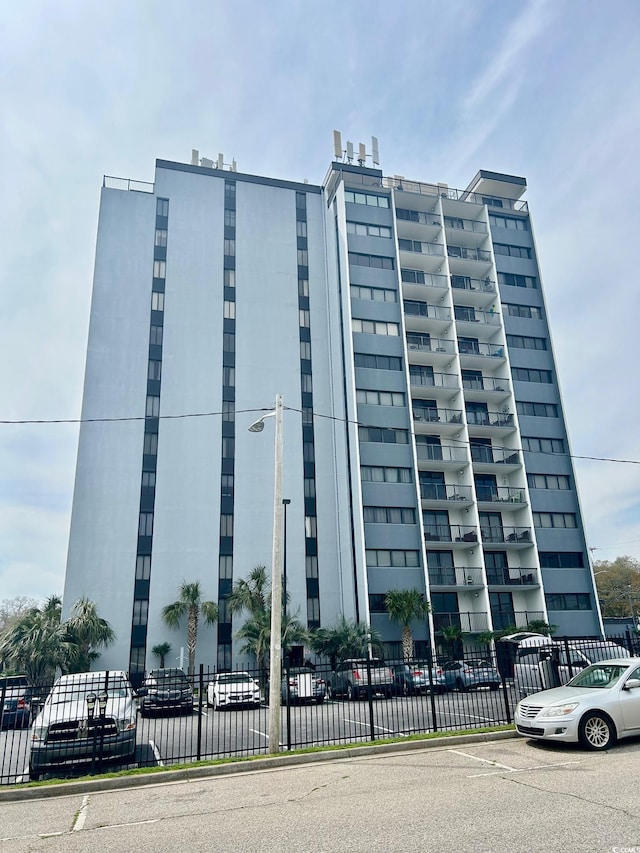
533,512 -> 577,529
504,303 -> 543,319
348,252 -> 394,270
506,334 -> 547,350
498,272 -> 537,289
517,401 -> 558,418
358,426 -> 408,444
522,436 -> 565,454
545,593 -> 592,611
539,552 -> 584,568
512,367 -> 552,383
494,244 -> 532,259
354,353 -> 402,371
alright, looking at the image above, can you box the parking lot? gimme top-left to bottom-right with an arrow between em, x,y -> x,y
2,734 -> 640,852
1,686 -> 518,784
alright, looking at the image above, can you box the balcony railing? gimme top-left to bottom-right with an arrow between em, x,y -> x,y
407,336 -> 455,355
458,341 -> 505,358
401,270 -> 449,288
487,568 -> 538,586
429,567 -> 484,587
409,369 -> 459,390
396,209 -> 441,227
475,486 -> 525,504
451,276 -> 496,294
424,524 -> 478,543
413,407 -> 464,425
465,410 -> 513,427
480,526 -> 532,544
470,446 -> 520,465
419,484 -> 473,502
416,444 -> 468,463
454,308 -> 501,327
462,376 -> 508,393
103,175 -> 154,193
399,239 -> 445,256
447,246 -> 492,263
404,303 -> 451,321
444,217 -> 487,233
433,612 -> 490,633
491,610 -> 544,630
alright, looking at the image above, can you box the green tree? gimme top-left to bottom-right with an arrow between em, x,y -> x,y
384,589 -> 430,661
594,556 -> 640,618
310,615 -> 381,670
65,597 -> 116,673
162,581 -> 218,677
525,619 -> 556,636
151,642 -> 172,668
0,596 -> 39,634
437,625 -> 464,660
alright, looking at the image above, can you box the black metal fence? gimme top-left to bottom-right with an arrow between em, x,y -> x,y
1,633 -> 637,786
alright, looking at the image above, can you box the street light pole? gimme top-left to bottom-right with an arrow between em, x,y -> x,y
248,394 -> 284,754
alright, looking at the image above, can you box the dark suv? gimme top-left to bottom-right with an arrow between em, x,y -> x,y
138,668 -> 193,716
0,675 -> 32,729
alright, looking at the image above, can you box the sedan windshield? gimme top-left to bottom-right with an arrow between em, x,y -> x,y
50,680 -> 129,703
567,664 -> 628,689
218,673 -> 252,684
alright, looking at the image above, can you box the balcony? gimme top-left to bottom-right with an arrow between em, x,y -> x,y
404,302 -> 451,322
454,307 -> 501,328
409,369 -> 459,398
458,340 -> 505,360
428,567 -> 484,588
424,524 -> 478,544
419,483 -> 473,506
433,612 -> 490,633
416,444 -> 468,467
491,610 -> 544,631
396,209 -> 441,227
487,568 -> 538,587
444,216 -> 487,234
378,175 -> 528,212
413,407 -> 464,435
466,410 -> 515,433
475,486 -> 526,507
451,275 -> 496,295
401,270 -> 449,291
462,375 -> 509,394
399,239 -> 445,257
407,335 -> 455,355
470,446 -> 521,470
447,246 -> 492,263
480,526 -> 533,546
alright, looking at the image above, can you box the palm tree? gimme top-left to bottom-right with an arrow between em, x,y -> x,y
151,642 -> 172,668
65,597 -> 116,672
438,624 -> 464,660
162,582 -> 218,677
0,599 -> 71,685
310,615 -> 381,670
384,589 -> 430,661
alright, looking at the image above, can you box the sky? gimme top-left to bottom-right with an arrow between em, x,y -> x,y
1,0 -> 639,604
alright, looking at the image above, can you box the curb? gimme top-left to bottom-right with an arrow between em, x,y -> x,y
0,729 -> 518,802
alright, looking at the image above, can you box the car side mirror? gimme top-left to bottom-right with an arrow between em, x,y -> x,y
623,678 -> 640,690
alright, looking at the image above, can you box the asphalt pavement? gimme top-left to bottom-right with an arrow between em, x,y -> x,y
2,731 -> 640,853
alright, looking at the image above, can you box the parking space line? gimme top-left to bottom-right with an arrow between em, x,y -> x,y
467,760 -> 581,778
72,794 -> 90,831
149,739 -> 164,766
344,718 -> 397,734
445,711 -> 498,723
448,749 -> 517,771
250,728 -> 269,740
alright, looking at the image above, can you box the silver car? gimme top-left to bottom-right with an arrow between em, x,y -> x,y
515,658 -> 640,750
442,659 -> 501,691
29,671 -> 137,779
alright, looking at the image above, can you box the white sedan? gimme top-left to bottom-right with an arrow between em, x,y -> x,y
515,658 -> 640,750
206,672 -> 261,710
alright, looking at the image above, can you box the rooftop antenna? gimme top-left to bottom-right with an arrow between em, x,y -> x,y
217,152 -> 224,169
358,143 -> 366,167
333,130 -> 343,160
200,157 -> 214,168
191,149 -> 199,166
372,136 -> 380,166
346,141 -> 354,163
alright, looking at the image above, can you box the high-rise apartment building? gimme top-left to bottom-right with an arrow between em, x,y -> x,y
64,147 -> 602,676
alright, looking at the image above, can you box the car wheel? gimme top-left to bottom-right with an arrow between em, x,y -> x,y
401,681 -> 410,698
316,696 -> 325,705
28,765 -> 40,782
455,677 -> 468,693
579,712 -> 616,751
347,683 -> 358,701
489,683 -> 500,692
206,694 -> 213,708
326,683 -> 334,700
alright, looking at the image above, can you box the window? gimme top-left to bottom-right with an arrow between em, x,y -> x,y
297,249 -> 308,266
361,466 -> 412,483
155,229 -> 168,247
224,269 -> 236,288
219,555 -> 233,579
224,182 -> 236,208
369,594 -> 388,613
539,552 -> 584,569
143,433 -> 158,455
148,360 -> 162,380
512,367 -> 552,383
356,389 -> 405,406
300,340 -> 312,360
366,549 -> 420,567
504,303 -> 543,319
350,285 -> 397,302
301,374 -> 313,393
354,353 -> 402,371
153,260 -> 166,279
222,437 -> 234,458
306,555 -> 318,578
141,471 -> 156,489
347,222 -> 392,238
344,190 -> 389,208
304,478 -> 316,498
136,555 -> 151,580
151,292 -> 164,311
352,318 -> 399,336
223,333 -> 235,353
348,252 -> 395,270
138,512 -> 153,536
401,268 -> 425,284
298,278 -> 309,297
363,507 -> 416,524
305,516 -> 317,538
494,243 -> 532,259
307,598 -> 320,623
498,272 -> 537,289
299,309 -> 310,328
146,396 -> 160,417
527,473 -> 570,490
516,401 -> 558,418
489,214 -> 528,231
132,600 -> 148,626
156,198 -> 169,217
545,593 -> 592,611
296,191 -> 307,211
223,300 -> 235,320
358,426 -> 408,444
221,474 -> 234,497
224,238 -> 235,256
222,401 -> 235,422
222,366 -> 235,386
522,436 -> 565,454
297,221 -> 307,238
506,334 -> 547,350
533,512 -> 577,529
220,515 -> 234,536
224,209 -> 236,228
482,197 -> 504,208
149,325 -> 163,345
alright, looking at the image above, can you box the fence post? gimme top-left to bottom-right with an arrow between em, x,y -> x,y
196,664 -> 203,761
366,652 -> 375,741
625,630 -> 634,654
563,638 -> 574,679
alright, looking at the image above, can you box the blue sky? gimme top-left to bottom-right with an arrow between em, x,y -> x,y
1,0 -> 639,602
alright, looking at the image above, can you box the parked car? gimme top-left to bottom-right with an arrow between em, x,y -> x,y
328,659 -> 395,700
29,671 -> 137,780
442,659 -> 501,691
392,662 -> 447,696
0,675 -> 32,729
207,672 -> 261,710
513,637 -> 630,699
138,668 -> 194,716
515,658 -> 640,750
277,667 -> 326,705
